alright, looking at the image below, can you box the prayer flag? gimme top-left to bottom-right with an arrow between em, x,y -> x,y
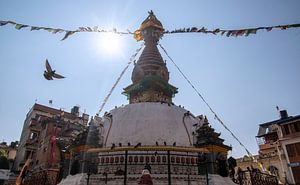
190,27 -> 198,32
30,26 -> 42,31
0,21 -> 9,26
245,29 -> 257,36
134,30 -> 143,41
61,31 -> 76,41
15,24 -> 28,30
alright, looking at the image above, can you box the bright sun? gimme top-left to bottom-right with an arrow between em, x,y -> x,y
99,33 -> 123,56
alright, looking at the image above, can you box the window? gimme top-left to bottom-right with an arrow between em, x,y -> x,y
286,142 -> 300,158
283,124 -> 290,135
29,132 -> 38,140
286,144 -> 296,157
25,151 -> 31,159
296,143 -> 300,156
293,122 -> 300,132
268,166 -> 279,176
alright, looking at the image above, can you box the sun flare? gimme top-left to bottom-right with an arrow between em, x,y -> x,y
98,33 -> 123,56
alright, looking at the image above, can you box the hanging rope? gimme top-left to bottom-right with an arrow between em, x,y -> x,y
0,20 -> 133,41
96,44 -> 144,116
1,20 -> 300,41
158,43 -> 253,157
163,23 -> 300,37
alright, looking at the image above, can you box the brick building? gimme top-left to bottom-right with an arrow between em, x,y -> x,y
237,109 -> 300,184
13,103 -> 89,176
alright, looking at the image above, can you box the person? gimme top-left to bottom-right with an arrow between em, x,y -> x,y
138,169 -> 153,185
144,163 -> 151,174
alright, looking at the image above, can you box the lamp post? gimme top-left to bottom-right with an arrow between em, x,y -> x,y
124,150 -> 128,185
86,168 -> 91,185
187,173 -> 191,185
103,172 -> 108,184
167,150 -> 171,185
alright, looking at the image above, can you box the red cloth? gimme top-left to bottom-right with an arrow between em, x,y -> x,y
138,174 -> 153,185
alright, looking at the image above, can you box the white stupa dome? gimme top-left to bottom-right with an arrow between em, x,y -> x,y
102,102 -> 203,147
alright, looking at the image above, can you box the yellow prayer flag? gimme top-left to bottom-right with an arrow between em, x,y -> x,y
134,29 -> 143,41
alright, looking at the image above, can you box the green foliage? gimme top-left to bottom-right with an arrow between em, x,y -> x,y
0,149 -> 7,158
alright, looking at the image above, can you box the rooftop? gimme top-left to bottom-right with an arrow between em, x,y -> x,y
31,103 -> 88,120
259,114 -> 300,127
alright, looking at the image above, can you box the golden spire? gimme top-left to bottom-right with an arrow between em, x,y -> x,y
134,10 -> 164,41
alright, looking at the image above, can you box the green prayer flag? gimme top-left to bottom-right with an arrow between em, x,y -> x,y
245,29 -> 257,36
30,26 -> 42,31
15,24 -> 28,30
289,24 -> 300,28
43,27 -> 54,32
61,31 -> 76,41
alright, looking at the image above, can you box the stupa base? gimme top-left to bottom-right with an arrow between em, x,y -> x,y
58,173 -> 236,185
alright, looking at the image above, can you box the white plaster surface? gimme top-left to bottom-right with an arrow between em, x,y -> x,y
102,102 -> 203,147
57,174 -> 86,185
58,173 -> 237,185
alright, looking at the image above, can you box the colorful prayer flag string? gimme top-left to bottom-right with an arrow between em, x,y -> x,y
1,20 -> 300,41
159,44 -> 255,165
163,23 -> 300,37
96,44 -> 144,116
0,20 -> 133,41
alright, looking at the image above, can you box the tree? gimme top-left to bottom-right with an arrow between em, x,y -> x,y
0,149 -> 7,158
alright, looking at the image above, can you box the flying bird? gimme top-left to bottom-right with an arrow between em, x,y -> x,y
44,59 -> 65,80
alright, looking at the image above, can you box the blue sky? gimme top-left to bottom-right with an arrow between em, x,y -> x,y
0,0 -> 299,158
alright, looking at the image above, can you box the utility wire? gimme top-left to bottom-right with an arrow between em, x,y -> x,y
96,44 -> 144,116
159,43 -> 253,157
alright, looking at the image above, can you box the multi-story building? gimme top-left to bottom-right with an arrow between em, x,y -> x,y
256,109 -> 300,184
13,103 -> 89,174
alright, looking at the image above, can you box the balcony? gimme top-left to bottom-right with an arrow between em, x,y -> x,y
259,143 -> 276,151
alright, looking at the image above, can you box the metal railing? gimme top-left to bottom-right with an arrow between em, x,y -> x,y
232,169 -> 278,185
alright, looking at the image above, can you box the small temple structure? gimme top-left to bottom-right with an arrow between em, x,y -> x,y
58,11 -> 235,185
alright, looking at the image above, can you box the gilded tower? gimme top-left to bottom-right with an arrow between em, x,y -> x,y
123,11 -> 178,104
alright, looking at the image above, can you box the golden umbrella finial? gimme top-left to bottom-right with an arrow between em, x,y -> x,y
134,11 -> 164,41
